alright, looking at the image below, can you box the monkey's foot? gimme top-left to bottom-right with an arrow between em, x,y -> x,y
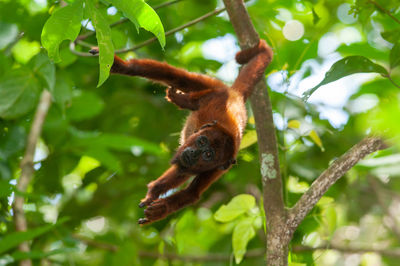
88,47 -> 99,55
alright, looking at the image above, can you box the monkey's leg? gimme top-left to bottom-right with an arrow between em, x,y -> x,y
232,39 -> 273,100
139,169 -> 223,224
139,165 -> 191,208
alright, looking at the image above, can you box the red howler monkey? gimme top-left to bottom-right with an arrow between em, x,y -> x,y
90,39 -> 272,224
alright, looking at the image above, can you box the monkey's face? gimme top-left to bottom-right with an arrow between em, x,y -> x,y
171,128 -> 234,172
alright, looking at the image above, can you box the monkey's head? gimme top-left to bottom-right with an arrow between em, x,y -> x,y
171,127 -> 235,172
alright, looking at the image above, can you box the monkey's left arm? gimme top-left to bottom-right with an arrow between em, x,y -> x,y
139,169 -> 224,224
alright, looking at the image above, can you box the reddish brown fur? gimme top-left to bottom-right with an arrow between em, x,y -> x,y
107,40 -> 272,224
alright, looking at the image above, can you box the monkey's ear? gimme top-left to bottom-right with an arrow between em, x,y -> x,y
218,158 -> 236,170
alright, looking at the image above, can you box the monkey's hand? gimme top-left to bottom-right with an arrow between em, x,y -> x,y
235,39 -> 271,65
138,198 -> 169,225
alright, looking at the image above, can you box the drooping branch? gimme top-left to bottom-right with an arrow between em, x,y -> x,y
287,137 -> 386,235
12,90 -> 52,266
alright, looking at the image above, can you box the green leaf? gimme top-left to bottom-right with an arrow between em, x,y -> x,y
381,29 -> 400,44
0,218 -> 67,253
66,91 -> 104,121
304,56 -> 388,99
85,0 -> 114,87
239,130 -> 257,150
0,68 -> 41,119
29,52 -> 56,91
311,8 -> 320,25
52,72 -> 73,112
0,179 -> 13,198
85,147 -> 123,173
232,218 -> 256,264
390,42 -> 400,70
110,0 -> 165,48
41,0 -> 83,62
214,194 -> 255,223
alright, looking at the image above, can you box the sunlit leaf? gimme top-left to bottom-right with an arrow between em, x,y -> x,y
214,194 -> 255,223
239,130 -> 257,150
308,130 -> 324,151
110,0 -> 165,48
41,0 -> 83,62
232,218 -> 255,264
287,120 -> 301,129
304,56 -> 388,99
85,0 -> 114,87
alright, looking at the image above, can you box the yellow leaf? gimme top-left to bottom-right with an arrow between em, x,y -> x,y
309,130 -> 324,151
287,120 -> 301,129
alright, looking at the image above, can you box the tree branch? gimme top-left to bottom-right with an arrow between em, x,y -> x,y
221,0 -> 286,264
293,245 -> 400,257
12,90 -> 52,266
287,137 -> 386,235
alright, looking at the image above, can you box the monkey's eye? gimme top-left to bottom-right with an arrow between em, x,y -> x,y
202,149 -> 215,161
196,135 -> 209,148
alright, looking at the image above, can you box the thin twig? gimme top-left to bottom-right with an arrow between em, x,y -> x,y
367,0 -> 400,25
4,32 -> 25,56
70,6 -> 227,56
287,137 -> 386,236
77,0 -> 185,41
293,245 -> 400,257
71,234 -> 118,252
138,249 -> 264,262
12,90 -> 52,266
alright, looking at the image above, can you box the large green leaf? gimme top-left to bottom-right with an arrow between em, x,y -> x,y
304,56 -> 388,99
214,194 -> 255,223
85,0 -> 114,87
110,0 -> 165,48
0,68 -> 41,119
390,42 -> 400,70
41,0 -> 83,62
232,218 -> 256,264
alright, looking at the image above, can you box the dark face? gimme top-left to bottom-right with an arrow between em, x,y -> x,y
171,128 -> 234,172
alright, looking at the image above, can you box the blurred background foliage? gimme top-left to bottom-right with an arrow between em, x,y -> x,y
0,0 -> 400,265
